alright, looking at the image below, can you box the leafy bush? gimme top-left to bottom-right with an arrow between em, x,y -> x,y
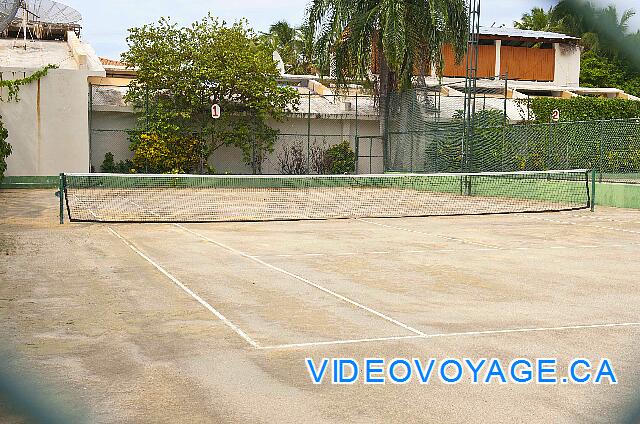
100,152 -> 134,173
580,51 -> 640,98
324,141 -> 356,174
0,116 -> 11,182
130,133 -> 204,174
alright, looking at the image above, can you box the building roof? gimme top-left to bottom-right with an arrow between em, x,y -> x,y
0,38 -> 104,74
479,26 -> 579,42
99,57 -> 127,67
98,57 -> 138,78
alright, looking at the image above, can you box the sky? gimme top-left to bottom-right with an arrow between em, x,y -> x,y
61,0 -> 640,60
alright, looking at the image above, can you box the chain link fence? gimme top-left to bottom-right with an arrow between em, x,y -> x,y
90,85 -> 640,182
89,88 -> 381,174
386,89 -> 640,183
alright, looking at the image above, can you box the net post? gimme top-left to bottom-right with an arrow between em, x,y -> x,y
59,173 -> 65,224
354,93 -> 359,174
590,169 -> 596,212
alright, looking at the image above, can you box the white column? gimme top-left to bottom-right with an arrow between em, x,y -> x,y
494,40 -> 501,79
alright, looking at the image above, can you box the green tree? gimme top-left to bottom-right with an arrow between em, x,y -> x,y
514,7 -> 562,32
325,141 -> 356,174
307,0 -> 468,96
122,15 -> 299,174
262,20 -> 299,74
261,21 -> 318,75
515,1 -> 640,96
297,24 -> 319,75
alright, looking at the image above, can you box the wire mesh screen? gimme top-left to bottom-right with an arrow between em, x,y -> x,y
90,130 -> 134,173
89,84 -> 640,181
386,89 -> 640,183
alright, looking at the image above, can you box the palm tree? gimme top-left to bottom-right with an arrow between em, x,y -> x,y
296,24 -> 318,75
262,21 -> 319,75
262,20 -> 299,73
269,20 -> 298,47
514,7 -> 562,32
307,0 -> 468,98
590,5 -> 636,55
516,1 -> 637,60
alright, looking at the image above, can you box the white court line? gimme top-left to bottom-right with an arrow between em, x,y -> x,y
175,224 -> 427,337
259,321 -> 640,350
357,218 -> 500,249
107,227 -> 260,348
533,217 -> 640,235
561,213 -> 640,225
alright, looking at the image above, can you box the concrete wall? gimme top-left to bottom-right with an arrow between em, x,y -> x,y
1,68 -> 94,176
1,34 -> 105,176
89,110 -> 383,174
553,43 -> 581,87
89,111 -> 137,171
208,116 -> 382,174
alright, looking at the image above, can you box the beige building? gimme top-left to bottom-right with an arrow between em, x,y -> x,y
0,33 -> 105,176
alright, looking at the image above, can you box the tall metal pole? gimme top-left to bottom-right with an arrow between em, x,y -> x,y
462,0 -> 481,190
307,92 -> 311,173
354,92 -> 359,173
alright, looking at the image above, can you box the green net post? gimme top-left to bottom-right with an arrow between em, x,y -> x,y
59,173 -> 65,224
354,93 -> 359,174
590,169 -> 596,212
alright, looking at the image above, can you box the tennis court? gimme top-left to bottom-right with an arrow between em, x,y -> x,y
2,185 -> 640,422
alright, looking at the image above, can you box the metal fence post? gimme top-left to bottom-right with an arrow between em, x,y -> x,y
591,168 -> 596,212
503,75 -> 508,124
307,92 -> 311,173
383,93 -> 390,172
355,93 -> 359,173
59,173 -> 65,224
145,88 -> 149,130
547,121 -> 552,170
88,83 -> 93,172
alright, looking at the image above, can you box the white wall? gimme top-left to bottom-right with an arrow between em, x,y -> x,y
0,69 -> 95,176
553,43 -> 581,87
88,109 -> 383,175
208,116 -> 382,174
89,111 -> 137,171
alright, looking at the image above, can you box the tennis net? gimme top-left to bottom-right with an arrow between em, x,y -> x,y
61,170 -> 591,223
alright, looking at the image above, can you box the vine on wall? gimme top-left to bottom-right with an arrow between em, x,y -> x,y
0,64 -> 58,102
0,65 -> 57,181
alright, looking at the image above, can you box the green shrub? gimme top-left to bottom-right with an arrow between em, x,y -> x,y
0,116 -> 11,182
129,132 -> 204,174
100,152 -> 134,174
325,141 -> 356,174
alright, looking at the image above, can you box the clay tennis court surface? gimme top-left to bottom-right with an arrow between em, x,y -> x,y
1,189 -> 640,423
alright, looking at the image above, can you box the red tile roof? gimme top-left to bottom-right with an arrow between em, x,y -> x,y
99,57 -> 127,67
